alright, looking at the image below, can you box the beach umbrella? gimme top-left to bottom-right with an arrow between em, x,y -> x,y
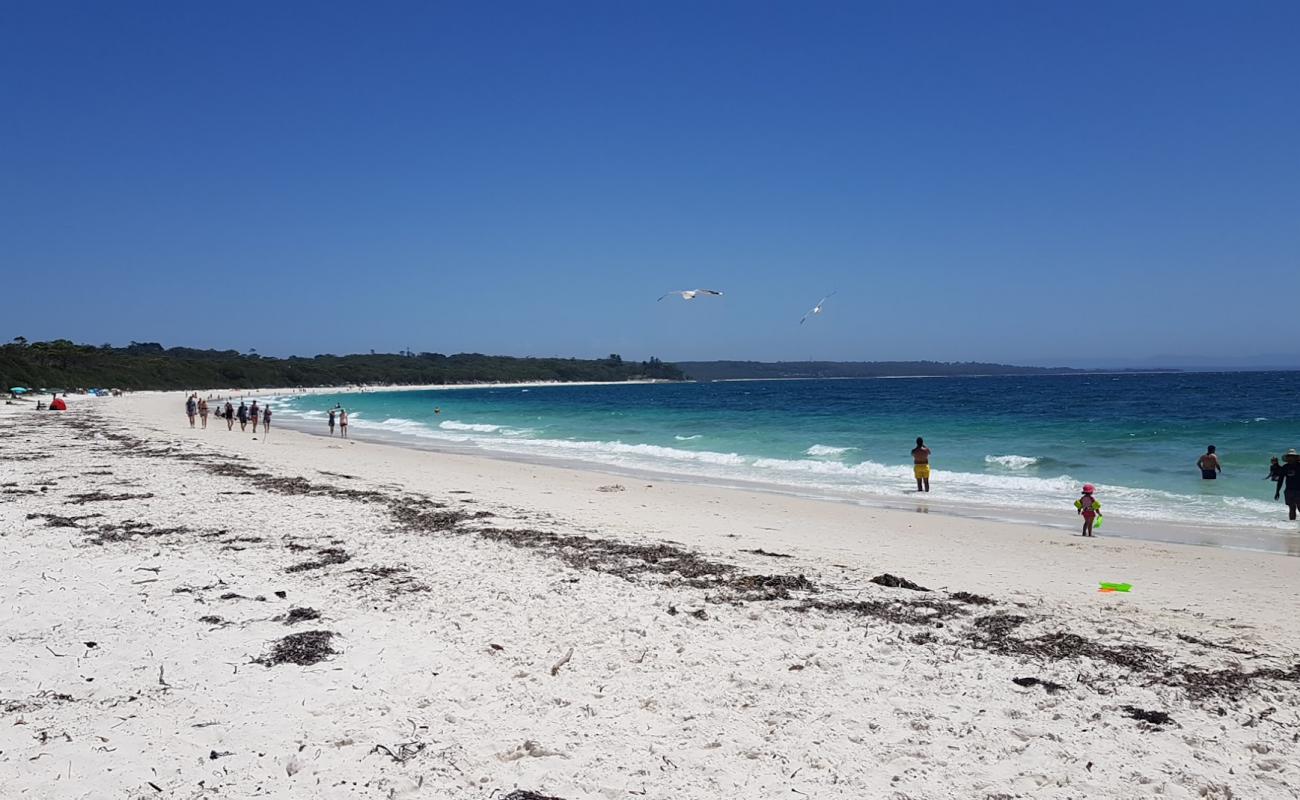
10,387 -> 28,394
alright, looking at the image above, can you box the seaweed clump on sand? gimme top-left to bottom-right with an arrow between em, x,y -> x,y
1013,676 -> 1067,693
285,547 -> 352,573
794,597 -> 964,626
255,630 -> 338,667
1122,706 -> 1174,725
870,574 -> 930,592
969,613 -> 1164,671
280,607 -> 322,625
950,591 -> 996,606
728,574 -> 817,600
502,792 -> 566,800
1169,663 -> 1300,701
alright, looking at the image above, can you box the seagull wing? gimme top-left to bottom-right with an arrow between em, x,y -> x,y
658,291 -> 682,302
697,289 -> 723,296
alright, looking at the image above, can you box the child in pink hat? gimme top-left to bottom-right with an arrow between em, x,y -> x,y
1074,484 -> 1101,537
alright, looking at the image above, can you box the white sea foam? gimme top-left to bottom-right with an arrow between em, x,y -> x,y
675,435 -> 703,441
440,420 -> 503,433
804,444 -> 854,458
984,454 -> 1039,469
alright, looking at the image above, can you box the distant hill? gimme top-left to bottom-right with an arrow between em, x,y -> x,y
675,360 -> 1142,381
0,339 -> 685,391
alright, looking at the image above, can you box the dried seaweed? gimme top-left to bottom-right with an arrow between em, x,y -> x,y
1013,676 -> 1067,693
794,597 -> 964,626
742,548 -> 793,558
25,512 -> 103,528
1122,706 -> 1173,725
65,491 -> 155,504
950,591 -> 996,606
255,630 -> 338,667
285,547 -> 352,573
870,573 -> 930,591
280,607 -> 321,625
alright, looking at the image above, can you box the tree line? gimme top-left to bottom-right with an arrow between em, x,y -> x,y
1,339 -> 685,390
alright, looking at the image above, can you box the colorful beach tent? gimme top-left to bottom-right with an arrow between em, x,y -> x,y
10,387 -> 28,394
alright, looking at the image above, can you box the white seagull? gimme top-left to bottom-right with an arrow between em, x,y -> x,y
658,289 -> 723,302
800,292 -> 836,325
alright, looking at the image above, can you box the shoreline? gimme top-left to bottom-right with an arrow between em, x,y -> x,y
238,386 -> 1300,557
3,393 -> 1299,797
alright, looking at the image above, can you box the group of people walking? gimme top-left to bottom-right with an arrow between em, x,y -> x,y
185,394 -> 271,434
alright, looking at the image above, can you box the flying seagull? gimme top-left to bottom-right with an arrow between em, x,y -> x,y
658,289 -> 723,302
800,292 -> 836,325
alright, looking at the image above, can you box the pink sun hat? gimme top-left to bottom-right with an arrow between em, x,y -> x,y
1082,484 -> 1095,493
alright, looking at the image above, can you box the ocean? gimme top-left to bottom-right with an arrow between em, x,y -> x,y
270,372 -> 1300,548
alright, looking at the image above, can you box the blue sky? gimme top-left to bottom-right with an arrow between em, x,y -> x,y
3,2 -> 1297,366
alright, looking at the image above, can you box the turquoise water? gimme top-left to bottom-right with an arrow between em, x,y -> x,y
272,373 -> 1300,535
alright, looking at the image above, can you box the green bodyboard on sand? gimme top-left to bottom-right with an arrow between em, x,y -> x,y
1099,582 -> 1131,592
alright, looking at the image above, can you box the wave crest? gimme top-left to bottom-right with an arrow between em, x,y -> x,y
985,454 -> 1039,469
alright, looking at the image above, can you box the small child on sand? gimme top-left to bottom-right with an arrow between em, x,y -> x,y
1075,484 -> 1101,537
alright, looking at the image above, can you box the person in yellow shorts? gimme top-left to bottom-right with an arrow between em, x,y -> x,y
911,436 -> 932,492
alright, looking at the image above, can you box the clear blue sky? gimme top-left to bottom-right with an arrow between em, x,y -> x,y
3,2 -> 1297,366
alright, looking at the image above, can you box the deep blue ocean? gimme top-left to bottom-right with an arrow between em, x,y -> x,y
273,372 -> 1300,536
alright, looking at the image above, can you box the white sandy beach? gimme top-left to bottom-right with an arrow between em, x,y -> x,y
3,391 -> 1299,799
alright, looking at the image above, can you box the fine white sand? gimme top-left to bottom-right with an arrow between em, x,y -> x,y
2,391 -> 1299,799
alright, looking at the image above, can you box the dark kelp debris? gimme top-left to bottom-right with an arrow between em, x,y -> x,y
870,574 -> 930,592
1122,706 -> 1174,725
795,598 -> 964,626
255,630 -> 338,667
950,591 -> 996,606
1013,677 -> 1067,693
285,547 -> 352,573
65,491 -> 155,504
742,548 -> 794,559
1171,663 -> 1300,701
281,607 -> 322,625
502,792 -> 565,800
26,512 -> 103,528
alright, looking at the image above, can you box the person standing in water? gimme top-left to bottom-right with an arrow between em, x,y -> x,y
1197,445 -> 1222,479
1275,450 -> 1300,521
339,408 -> 349,438
911,437 -> 931,493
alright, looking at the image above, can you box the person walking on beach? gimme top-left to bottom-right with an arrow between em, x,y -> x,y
911,437 -> 931,493
262,405 -> 271,433
250,400 -> 260,433
1197,445 -> 1222,479
339,408 -> 349,438
1075,483 -> 1102,537
185,395 -> 197,428
224,401 -> 235,430
1275,450 -> 1300,521
198,398 -> 209,429
328,409 -> 336,436
237,401 -> 249,432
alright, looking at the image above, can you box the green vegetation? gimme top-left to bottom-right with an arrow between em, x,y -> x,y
675,360 -> 1110,381
0,339 -> 684,390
